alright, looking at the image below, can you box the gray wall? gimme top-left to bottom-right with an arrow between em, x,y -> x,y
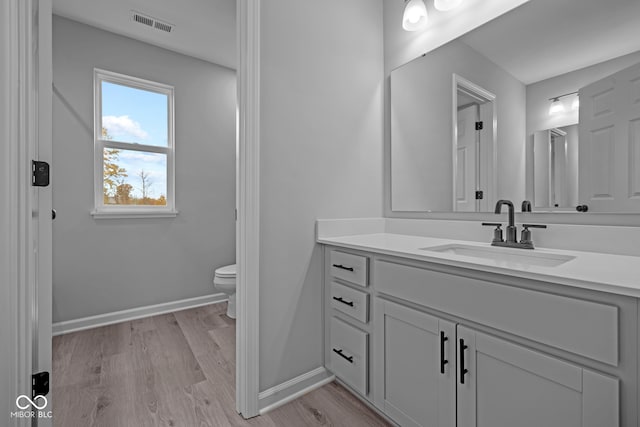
52,16 -> 236,323
259,0 -> 384,391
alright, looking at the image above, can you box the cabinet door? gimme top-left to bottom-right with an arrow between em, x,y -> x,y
457,326 -> 619,427
375,299 -> 456,427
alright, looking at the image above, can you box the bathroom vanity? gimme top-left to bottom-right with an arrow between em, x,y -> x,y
320,229 -> 640,427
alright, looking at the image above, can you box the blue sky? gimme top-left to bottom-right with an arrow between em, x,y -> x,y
102,82 -> 168,199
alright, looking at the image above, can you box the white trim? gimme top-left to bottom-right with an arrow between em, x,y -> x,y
452,74 -> 497,212
1,1 -> 37,425
258,367 -> 335,415
90,209 -> 179,219
52,293 -> 227,336
236,0 -> 261,419
93,68 -> 176,215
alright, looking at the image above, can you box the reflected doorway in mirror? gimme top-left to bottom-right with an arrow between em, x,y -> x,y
453,75 -> 497,213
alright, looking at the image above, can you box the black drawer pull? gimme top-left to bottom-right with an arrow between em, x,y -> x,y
440,331 -> 448,374
332,264 -> 354,272
460,338 -> 469,384
332,296 -> 354,307
332,348 -> 353,363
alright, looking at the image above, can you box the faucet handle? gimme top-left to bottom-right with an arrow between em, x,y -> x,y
482,222 -> 504,243
520,224 -> 547,246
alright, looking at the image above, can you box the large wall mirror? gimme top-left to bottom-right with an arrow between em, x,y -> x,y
390,0 -> 640,213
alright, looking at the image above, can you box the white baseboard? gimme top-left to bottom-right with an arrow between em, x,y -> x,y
258,367 -> 335,415
52,293 -> 227,336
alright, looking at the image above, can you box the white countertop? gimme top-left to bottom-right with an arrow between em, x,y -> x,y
317,233 -> 640,298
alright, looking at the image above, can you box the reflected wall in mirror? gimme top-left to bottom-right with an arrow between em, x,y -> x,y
530,125 -> 578,210
389,0 -> 640,213
391,39 -> 525,212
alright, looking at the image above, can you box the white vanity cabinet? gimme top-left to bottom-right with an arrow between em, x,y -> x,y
324,249 -> 374,398
456,326 -> 618,427
322,245 -> 637,426
373,298 -> 618,427
374,299 -> 456,427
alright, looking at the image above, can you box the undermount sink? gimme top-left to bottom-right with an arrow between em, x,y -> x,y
420,244 -> 575,268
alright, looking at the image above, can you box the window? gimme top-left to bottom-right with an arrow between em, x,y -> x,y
92,69 -> 176,218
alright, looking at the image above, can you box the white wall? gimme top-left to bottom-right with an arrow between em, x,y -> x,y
258,0 -> 383,391
390,40 -> 527,211
526,50 -> 640,134
52,17 -> 236,322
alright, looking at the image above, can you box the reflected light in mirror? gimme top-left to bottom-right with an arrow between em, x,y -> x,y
434,0 -> 464,12
403,0 -> 428,31
548,98 -> 565,115
571,95 -> 580,111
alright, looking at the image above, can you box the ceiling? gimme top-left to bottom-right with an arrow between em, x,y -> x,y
53,0 -> 236,70
460,0 -> 640,84
52,0 -> 640,84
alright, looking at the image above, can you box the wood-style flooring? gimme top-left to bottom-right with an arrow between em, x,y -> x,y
52,303 -> 391,427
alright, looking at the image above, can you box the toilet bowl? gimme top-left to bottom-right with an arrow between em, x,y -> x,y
214,264 -> 236,319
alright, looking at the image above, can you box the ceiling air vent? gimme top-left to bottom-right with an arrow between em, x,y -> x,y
130,11 -> 174,33
154,20 -> 173,33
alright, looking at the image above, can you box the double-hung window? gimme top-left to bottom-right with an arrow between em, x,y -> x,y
93,69 -> 176,218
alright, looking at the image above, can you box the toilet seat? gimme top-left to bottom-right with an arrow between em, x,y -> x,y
214,264 -> 236,279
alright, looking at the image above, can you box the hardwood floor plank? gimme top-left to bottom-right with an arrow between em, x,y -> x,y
149,313 -> 206,388
56,327 -> 106,388
53,302 -> 390,427
174,305 -> 232,356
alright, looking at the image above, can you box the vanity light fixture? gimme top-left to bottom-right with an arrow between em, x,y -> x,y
548,91 -> 578,116
434,0 -> 464,12
548,98 -> 565,115
403,0 -> 428,31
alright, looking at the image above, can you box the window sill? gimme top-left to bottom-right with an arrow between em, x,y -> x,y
90,209 -> 179,219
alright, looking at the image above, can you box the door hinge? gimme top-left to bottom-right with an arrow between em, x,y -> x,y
32,160 -> 50,187
475,190 -> 484,200
475,121 -> 483,130
32,371 -> 50,399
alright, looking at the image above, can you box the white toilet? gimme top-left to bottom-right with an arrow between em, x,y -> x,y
214,264 -> 236,319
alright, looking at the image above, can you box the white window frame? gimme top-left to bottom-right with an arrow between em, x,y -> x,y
92,68 -> 177,218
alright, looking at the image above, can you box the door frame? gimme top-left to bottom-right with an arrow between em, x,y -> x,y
1,0 -> 43,425
236,0 -> 261,418
4,0 -> 262,422
451,74 -> 497,212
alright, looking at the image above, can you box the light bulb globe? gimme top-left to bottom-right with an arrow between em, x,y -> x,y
403,0 -> 428,31
549,99 -> 566,116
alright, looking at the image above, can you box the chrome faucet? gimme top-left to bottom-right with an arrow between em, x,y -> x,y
482,199 -> 547,249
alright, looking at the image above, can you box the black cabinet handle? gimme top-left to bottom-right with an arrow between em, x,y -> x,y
440,331 -> 449,374
332,264 -> 354,272
332,348 -> 353,363
332,296 -> 354,307
459,338 -> 469,384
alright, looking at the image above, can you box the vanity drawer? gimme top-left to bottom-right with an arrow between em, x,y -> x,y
329,250 -> 368,287
330,317 -> 368,395
375,260 -> 619,366
330,282 -> 369,323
